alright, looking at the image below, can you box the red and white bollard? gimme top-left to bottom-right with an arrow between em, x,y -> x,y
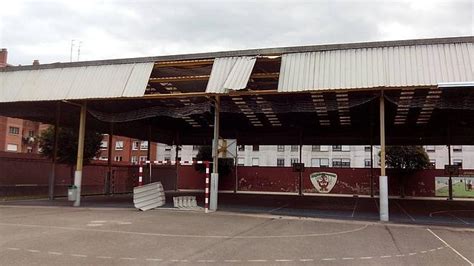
138,161 -> 143,186
205,161 -> 210,213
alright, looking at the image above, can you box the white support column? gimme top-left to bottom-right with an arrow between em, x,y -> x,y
210,96 -> 220,211
379,91 -> 389,221
73,103 -> 87,207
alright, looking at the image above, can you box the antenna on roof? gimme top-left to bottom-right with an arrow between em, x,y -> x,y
77,41 -> 82,61
70,39 -> 75,62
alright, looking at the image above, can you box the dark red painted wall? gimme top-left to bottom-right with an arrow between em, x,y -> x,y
0,152 -> 469,198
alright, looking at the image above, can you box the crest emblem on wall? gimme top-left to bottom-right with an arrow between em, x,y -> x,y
310,172 -> 338,193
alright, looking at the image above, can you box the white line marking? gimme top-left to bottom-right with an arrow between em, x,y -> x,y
146,258 -> 163,261
0,222 -> 368,239
248,259 -> 267,262
395,201 -> 416,222
438,247 -> 444,250
420,251 -> 427,254
90,220 -> 107,223
322,258 -> 336,261
87,223 -> 104,227
71,254 -> 87,257
428,229 -> 473,265
275,259 -> 292,262
7,248 -> 20,251
342,257 -> 354,260
299,259 -> 314,262
97,256 -> 112,259
224,259 -> 241,262
409,252 -> 417,256
27,249 -> 40,253
380,255 -> 392,258
351,198 -> 358,218
48,251 -> 62,255
120,257 -> 136,260
197,260 -> 215,262
449,214 -> 470,225
430,249 -> 437,252
268,203 -> 289,213
360,256 -> 373,259
396,254 -> 405,257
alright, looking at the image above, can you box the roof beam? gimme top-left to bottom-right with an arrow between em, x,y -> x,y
149,72 -> 279,83
154,59 -> 214,68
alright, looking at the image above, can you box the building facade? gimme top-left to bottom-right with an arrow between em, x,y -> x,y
96,135 -> 157,164
157,144 -> 474,169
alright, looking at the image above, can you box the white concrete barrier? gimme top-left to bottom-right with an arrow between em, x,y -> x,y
173,196 -> 198,209
133,182 -> 165,211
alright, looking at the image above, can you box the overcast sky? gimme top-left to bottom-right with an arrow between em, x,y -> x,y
0,0 -> 472,65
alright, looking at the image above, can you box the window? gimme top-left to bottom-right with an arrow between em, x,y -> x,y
139,156 -> 147,162
252,158 -> 259,166
290,158 -> 299,164
165,145 -> 172,151
237,157 -> 245,166
9,127 -> 19,135
131,156 -> 138,164
6,144 -> 18,151
100,141 -> 108,150
312,145 -> 320,152
140,141 -> 148,150
193,145 -> 199,151
425,145 -> 435,152
453,159 -> 463,168
341,145 -> 350,151
99,156 -> 108,161
28,130 -> 35,137
114,156 -> 122,162
332,145 -> 342,151
252,145 -> 259,151
115,141 -> 124,150
332,158 -> 350,168
364,159 -> 372,168
452,146 -> 462,152
277,158 -> 285,167
429,159 -> 436,168
364,146 -> 371,152
132,141 -> 139,150
27,147 -> 33,153
238,145 -> 245,151
320,146 -> 329,152
320,158 -> 329,167
277,145 -> 285,152
290,145 -> 298,152
164,156 -> 171,161
311,158 -> 329,167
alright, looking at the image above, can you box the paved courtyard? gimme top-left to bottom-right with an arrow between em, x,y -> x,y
0,199 -> 473,265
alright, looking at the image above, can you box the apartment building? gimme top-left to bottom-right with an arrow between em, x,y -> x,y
97,135 -> 157,164
157,144 -> 474,169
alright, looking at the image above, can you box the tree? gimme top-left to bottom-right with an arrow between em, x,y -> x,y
385,146 -> 430,171
39,126 -> 103,182
194,146 -> 234,176
384,145 -> 430,198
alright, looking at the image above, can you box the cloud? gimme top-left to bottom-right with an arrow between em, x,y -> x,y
0,0 -> 472,65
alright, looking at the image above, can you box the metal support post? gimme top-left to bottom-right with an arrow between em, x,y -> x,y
448,144 -> 453,200
205,161 -> 210,213
48,102 -> 60,200
106,123 -> 113,195
210,96 -> 220,211
73,103 -> 87,207
379,91 -> 389,221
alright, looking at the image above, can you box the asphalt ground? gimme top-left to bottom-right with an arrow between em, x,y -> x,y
0,203 -> 473,266
2,192 -> 473,227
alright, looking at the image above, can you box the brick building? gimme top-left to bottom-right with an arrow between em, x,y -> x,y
0,49 -> 44,153
97,135 -> 157,164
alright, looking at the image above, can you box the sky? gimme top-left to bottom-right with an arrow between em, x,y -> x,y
0,0 -> 472,65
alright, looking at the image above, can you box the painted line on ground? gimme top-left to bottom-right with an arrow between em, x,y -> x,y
394,201 -> 416,222
268,203 -> 289,213
427,228 -> 473,265
351,198 -> 358,218
0,221 -> 369,239
448,214 -> 470,225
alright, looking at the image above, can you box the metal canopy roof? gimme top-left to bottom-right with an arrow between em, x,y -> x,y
0,63 -> 154,102
278,43 -> 473,92
0,36 -> 473,146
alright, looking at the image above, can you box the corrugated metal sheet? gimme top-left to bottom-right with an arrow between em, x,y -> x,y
206,56 -> 256,93
0,62 -> 154,102
278,43 -> 474,92
133,182 -> 165,211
